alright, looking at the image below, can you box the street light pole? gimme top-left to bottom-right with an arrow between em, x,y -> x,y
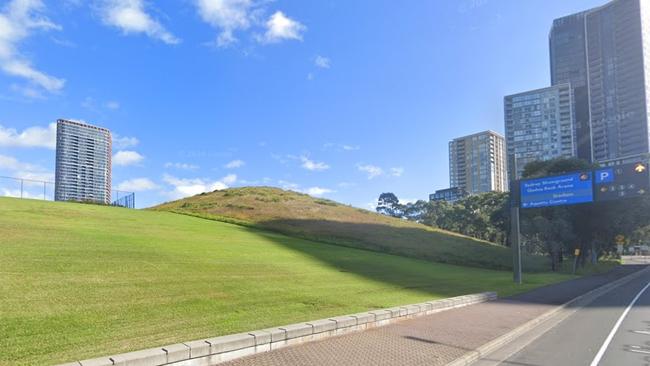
509,156 -> 522,284
511,204 -> 522,284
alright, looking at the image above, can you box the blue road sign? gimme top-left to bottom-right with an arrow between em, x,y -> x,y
595,168 -> 614,184
594,162 -> 650,202
520,172 -> 594,209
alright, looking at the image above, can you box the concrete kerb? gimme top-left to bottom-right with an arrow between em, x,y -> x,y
62,292 -> 496,366
446,267 -> 650,366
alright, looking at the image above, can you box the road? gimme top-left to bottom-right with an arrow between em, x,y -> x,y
483,257 -> 650,366
218,260 -> 645,366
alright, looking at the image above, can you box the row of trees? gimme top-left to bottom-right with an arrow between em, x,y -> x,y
377,158 -> 650,271
377,191 -> 509,244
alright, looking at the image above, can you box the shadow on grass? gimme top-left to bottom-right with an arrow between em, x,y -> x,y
245,219 -> 646,308
255,219 -> 550,272
203,218 -> 560,301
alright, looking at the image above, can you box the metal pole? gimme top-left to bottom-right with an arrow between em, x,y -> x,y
511,205 -> 522,284
43,182 -> 46,200
509,155 -> 522,284
20,179 -> 23,199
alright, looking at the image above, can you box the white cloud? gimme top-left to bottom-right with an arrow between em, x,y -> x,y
194,2 -> 305,47
82,97 -> 121,112
390,167 -> 404,177
116,177 -> 158,192
3,60 -> 65,91
222,173 -> 237,185
305,187 -> 333,197
358,164 -> 384,179
314,55 -> 330,69
300,156 -> 329,171
225,159 -> 245,169
278,179 -> 300,191
195,0 -> 253,47
105,100 -> 120,110
323,143 -> 360,152
165,162 -> 199,170
163,173 -> 235,199
0,122 -> 56,149
306,72 -> 314,81
10,83 -> 44,98
81,96 -> 95,110
0,153 -> 31,170
101,0 -> 180,44
366,201 -> 378,211
112,134 -> 139,149
258,11 -> 305,44
0,154 -> 53,181
0,0 -> 65,93
1,187 -> 44,199
12,170 -> 53,182
113,150 -> 144,166
276,180 -> 333,197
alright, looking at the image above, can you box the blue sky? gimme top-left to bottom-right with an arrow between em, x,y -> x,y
0,0 -> 607,208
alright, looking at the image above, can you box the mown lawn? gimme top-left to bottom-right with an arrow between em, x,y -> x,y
153,187 -> 551,271
0,198 -> 572,365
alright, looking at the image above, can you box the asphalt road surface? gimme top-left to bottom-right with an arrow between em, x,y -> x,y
492,259 -> 650,366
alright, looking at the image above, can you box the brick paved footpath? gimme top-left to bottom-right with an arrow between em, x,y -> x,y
221,265 -> 644,366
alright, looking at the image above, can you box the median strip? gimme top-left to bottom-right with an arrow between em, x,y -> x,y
58,292 -> 497,366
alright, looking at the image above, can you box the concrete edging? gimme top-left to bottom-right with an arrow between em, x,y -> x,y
446,266 -> 650,366
60,292 -> 497,366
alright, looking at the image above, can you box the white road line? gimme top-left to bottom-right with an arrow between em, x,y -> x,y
590,281 -> 650,366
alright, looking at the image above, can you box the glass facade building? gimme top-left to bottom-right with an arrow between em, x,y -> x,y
504,84 -> 575,179
429,187 -> 467,203
54,119 -> 112,204
549,11 -> 592,161
449,131 -> 507,194
549,0 -> 650,163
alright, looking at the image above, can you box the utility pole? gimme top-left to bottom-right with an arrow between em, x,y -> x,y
509,156 -> 522,284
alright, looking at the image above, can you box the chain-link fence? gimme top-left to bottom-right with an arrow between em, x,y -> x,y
0,176 -> 135,208
0,176 -> 55,201
112,190 -> 136,209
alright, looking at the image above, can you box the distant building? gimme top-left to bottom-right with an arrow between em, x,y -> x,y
449,131 -> 507,194
549,0 -> 650,163
549,10 -> 591,161
55,119 -> 112,204
429,187 -> 467,203
504,84 -> 576,179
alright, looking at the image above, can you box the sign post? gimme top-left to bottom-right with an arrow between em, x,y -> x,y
509,156 -> 522,284
517,160 -> 650,277
511,202 -> 522,284
573,248 -> 580,275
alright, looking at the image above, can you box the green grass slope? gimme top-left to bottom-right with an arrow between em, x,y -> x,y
0,198 -> 571,365
153,187 -> 549,271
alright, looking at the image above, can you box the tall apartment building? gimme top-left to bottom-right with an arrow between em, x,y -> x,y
504,84 -> 576,179
549,11 -> 591,161
54,119 -> 112,204
449,131 -> 507,194
549,0 -> 650,163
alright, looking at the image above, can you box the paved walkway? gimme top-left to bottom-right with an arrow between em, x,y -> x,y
222,265 -> 644,366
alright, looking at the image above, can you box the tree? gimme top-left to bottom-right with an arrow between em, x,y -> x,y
402,200 -> 430,222
376,193 -> 403,218
522,214 -> 574,271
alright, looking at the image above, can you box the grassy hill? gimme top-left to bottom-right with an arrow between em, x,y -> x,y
154,187 -> 548,271
0,197 -> 572,365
